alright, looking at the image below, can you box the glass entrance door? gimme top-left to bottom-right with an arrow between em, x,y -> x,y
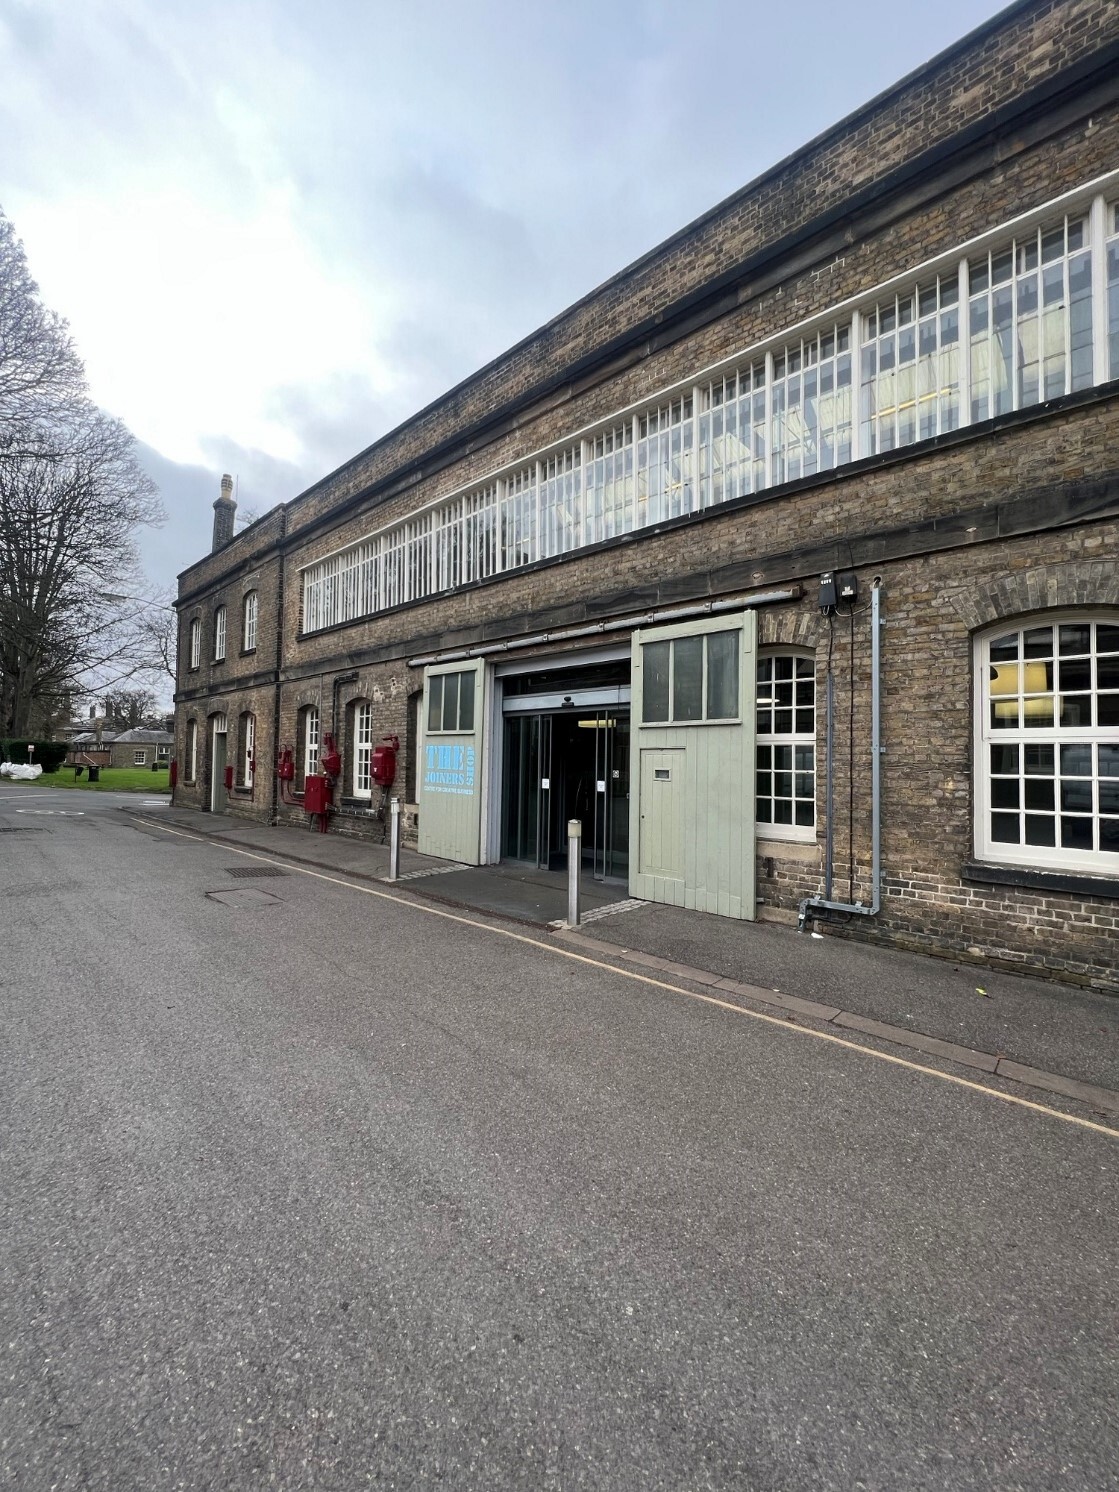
501,713 -> 552,866
589,711 -> 630,880
501,709 -> 629,879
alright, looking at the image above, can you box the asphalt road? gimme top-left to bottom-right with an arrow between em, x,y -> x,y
1,787 -> 1117,1491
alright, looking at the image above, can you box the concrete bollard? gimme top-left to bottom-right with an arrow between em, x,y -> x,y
567,818 -> 582,927
389,797 -> 401,881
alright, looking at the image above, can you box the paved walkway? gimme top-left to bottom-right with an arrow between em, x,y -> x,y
134,800 -> 1119,1119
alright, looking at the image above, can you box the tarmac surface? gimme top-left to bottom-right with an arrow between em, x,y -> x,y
2,784 -> 1117,1490
118,791 -> 1119,1102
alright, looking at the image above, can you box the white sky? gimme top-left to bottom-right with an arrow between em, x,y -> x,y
0,0 -> 1010,592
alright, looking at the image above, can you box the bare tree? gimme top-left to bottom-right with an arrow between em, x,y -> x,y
0,207 -> 165,736
0,212 -> 84,441
101,688 -> 159,731
137,588 -> 178,688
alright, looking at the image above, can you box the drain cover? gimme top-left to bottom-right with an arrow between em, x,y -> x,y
206,887 -> 282,908
224,865 -> 289,878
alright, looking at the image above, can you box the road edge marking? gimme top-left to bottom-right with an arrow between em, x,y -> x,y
130,815 -> 1119,1142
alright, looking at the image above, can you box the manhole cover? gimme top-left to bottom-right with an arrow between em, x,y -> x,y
224,865 -> 289,878
206,887 -> 282,908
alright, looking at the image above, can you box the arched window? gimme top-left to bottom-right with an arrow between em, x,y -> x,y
242,591 -> 258,652
756,651 -> 816,838
296,704 -> 320,786
186,719 -> 198,781
189,618 -> 201,670
975,614 -> 1119,871
239,712 -> 256,788
353,701 -> 373,798
213,605 -> 227,662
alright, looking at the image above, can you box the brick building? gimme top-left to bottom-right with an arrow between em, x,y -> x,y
174,0 -> 1119,993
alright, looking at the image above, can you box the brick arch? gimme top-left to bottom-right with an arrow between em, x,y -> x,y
291,684 -> 324,710
941,563 -> 1119,633
757,608 -> 823,650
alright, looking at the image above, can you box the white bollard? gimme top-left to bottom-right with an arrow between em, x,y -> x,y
567,818 -> 582,927
389,797 -> 401,880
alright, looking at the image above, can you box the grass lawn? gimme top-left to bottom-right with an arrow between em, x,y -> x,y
10,766 -> 171,793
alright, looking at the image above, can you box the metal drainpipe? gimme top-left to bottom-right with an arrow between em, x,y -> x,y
332,671 -> 359,744
269,507 -> 288,825
798,578 -> 883,932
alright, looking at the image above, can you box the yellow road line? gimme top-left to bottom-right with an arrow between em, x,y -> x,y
133,815 -> 1119,1142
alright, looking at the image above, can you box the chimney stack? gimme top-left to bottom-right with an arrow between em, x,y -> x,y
212,473 -> 237,552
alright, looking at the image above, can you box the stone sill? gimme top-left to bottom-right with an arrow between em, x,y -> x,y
962,861 -> 1119,902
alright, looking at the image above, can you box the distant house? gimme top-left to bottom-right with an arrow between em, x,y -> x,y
107,728 -> 173,769
66,730 -> 116,771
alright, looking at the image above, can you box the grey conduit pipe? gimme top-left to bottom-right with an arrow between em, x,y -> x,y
798,578 -> 882,932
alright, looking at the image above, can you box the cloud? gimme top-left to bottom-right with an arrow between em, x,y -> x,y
2,0 -> 1012,600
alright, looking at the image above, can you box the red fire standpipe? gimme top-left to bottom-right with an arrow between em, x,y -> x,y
372,734 -> 399,788
321,732 -> 342,781
276,747 -> 296,805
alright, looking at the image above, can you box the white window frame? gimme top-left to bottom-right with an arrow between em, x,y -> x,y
242,591 -> 258,652
304,705 -> 320,781
186,719 -> 198,781
213,605 -> 227,662
189,618 -> 201,670
974,613 -> 1119,874
755,650 -> 817,841
353,701 -> 373,798
133,749 -> 147,766
243,713 -> 255,788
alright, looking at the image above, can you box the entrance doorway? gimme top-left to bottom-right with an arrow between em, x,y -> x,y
501,709 -> 630,879
211,714 -> 228,813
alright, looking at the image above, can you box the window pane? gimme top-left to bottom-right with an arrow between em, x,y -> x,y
458,672 -> 475,732
673,637 -> 704,721
1060,780 -> 1092,812
1024,745 -> 1054,774
1060,696 -> 1092,728
1059,624 -> 1090,655
1059,744 -> 1091,776
989,632 -> 1018,662
992,780 -> 1019,809
442,672 -> 459,732
990,743 -> 1019,774
1058,658 -> 1090,691
427,676 -> 443,733
643,642 -> 671,722
991,812 -> 1019,843
1098,625 -> 1119,654
1025,815 -> 1056,846
706,632 -> 739,718
1060,816 -> 1092,850
1024,780 -> 1054,812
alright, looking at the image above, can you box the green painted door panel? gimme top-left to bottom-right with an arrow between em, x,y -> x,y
629,612 -> 756,919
